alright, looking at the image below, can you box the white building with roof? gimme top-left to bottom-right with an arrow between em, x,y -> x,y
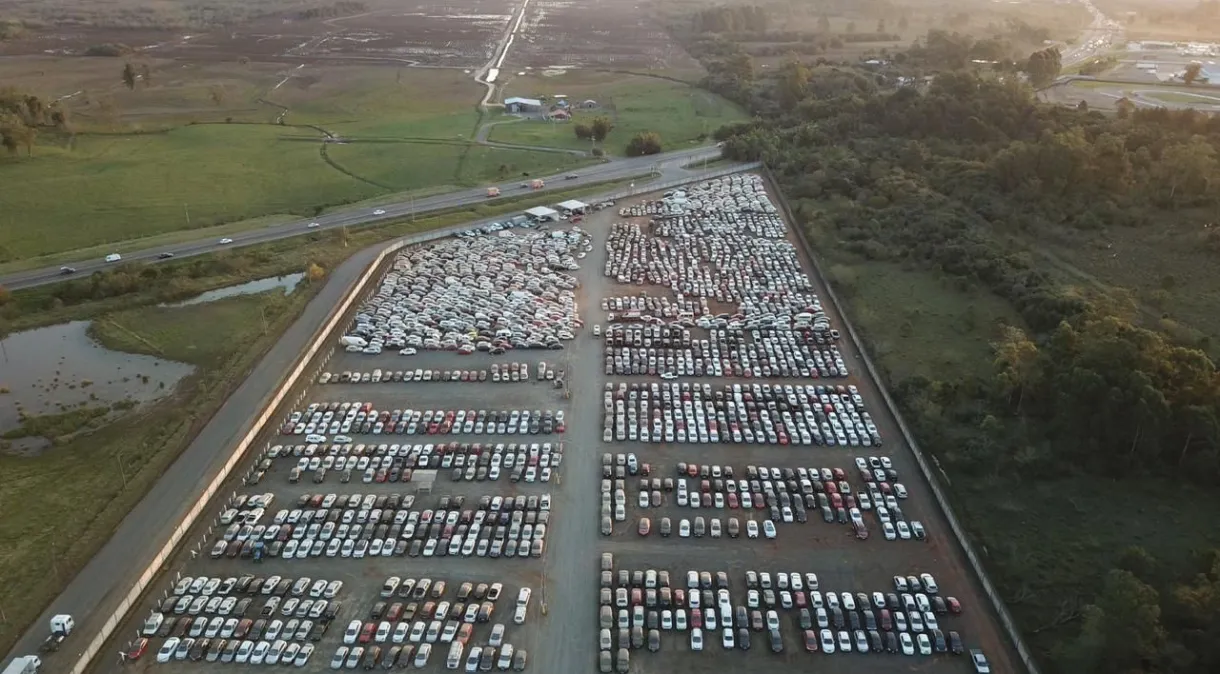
525,206 -> 560,222
555,199 -> 588,215
504,97 -> 542,113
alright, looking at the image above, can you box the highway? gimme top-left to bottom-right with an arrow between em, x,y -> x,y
1061,0 -> 1123,67
0,145 -> 720,291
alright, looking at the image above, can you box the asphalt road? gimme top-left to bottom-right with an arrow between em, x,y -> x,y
0,145 -> 720,291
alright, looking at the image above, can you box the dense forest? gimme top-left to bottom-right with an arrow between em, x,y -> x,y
684,13 -> 1220,674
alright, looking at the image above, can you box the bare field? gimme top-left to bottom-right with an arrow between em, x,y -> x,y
0,0 -> 515,67
506,0 -> 699,70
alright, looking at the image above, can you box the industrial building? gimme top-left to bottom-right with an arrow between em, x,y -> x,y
524,206 -> 560,222
504,97 -> 542,113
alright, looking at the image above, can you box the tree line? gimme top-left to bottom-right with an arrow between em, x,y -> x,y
691,5 -> 769,34
682,19 -> 1220,672
0,88 -> 70,155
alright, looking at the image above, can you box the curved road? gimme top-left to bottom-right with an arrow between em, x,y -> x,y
0,146 -> 718,291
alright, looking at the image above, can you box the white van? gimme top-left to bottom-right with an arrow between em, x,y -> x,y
105,253 -> 122,263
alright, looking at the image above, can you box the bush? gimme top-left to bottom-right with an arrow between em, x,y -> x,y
625,132 -> 662,157
83,43 -> 133,57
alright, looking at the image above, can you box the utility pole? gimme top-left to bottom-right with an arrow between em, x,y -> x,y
184,203 -> 191,226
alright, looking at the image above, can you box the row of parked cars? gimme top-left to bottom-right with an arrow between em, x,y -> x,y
147,574 -> 345,663
283,401 -> 567,438
343,228 -> 587,354
618,174 -> 778,219
604,212 -> 801,304
597,565 -> 969,659
333,581 -> 532,670
331,641 -> 525,670
213,490 -> 552,561
318,362 -> 536,385
601,326 -> 846,379
271,439 -> 563,486
603,380 -> 881,447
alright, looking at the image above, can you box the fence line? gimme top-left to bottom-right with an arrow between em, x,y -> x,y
759,164 -> 1039,674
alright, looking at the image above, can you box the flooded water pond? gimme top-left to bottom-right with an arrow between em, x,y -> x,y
166,273 -> 303,307
0,321 -> 194,439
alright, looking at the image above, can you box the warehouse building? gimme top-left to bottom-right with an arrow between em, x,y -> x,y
504,97 -> 542,113
525,206 -> 560,222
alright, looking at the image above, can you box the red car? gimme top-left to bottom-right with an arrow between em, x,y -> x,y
127,637 -> 150,660
946,597 -> 962,614
638,518 -> 651,536
803,629 -> 818,653
359,622 -> 376,643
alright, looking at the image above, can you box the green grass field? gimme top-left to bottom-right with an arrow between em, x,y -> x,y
0,289 -> 308,654
823,258 -> 1024,382
0,61 -> 591,262
488,72 -> 748,155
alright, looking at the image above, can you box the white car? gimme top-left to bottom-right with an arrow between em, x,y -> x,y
307,222 -> 321,228
157,638 -> 179,663
219,238 -> 234,244
690,628 -> 704,651
373,209 -> 386,215
920,573 -> 939,593
343,620 -> 361,645
901,632 -> 915,655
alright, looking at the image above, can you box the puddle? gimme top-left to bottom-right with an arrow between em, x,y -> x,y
0,321 -> 194,438
165,273 -> 303,307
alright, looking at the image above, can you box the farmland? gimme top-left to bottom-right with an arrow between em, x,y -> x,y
0,0 -> 720,263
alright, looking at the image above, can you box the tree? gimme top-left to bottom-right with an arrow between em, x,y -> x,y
1154,140 -> 1217,205
1025,46 -> 1062,86
1094,570 -> 1167,669
1115,96 -> 1135,119
818,15 -> 831,32
992,326 -> 1041,413
898,15 -> 909,31
122,62 -> 137,90
306,263 -> 326,282
573,123 -> 592,140
777,56 -> 810,109
590,116 -> 612,143
1184,62 -> 1203,85
141,63 -> 151,87
209,85 -> 226,106
0,284 -> 10,305
625,132 -> 662,156
877,19 -> 886,34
